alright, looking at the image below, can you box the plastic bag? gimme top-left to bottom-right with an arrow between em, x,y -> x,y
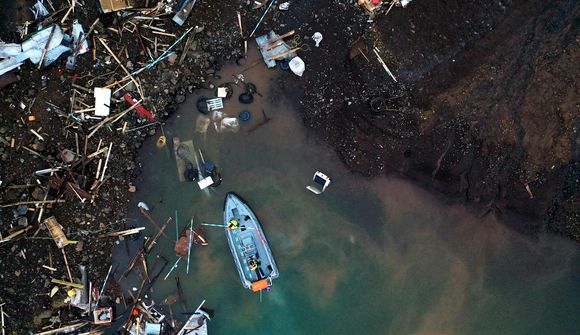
211,110 -> 225,122
218,117 -> 240,133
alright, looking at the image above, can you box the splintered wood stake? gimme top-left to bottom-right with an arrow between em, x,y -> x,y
97,37 -> 141,94
525,184 -> 534,199
70,185 -> 85,203
358,48 -> 370,62
38,25 -> 57,70
95,158 -> 102,180
72,18 -> 100,57
237,11 -> 243,37
30,129 -> 44,141
373,47 -> 397,82
266,47 -> 301,61
60,0 -> 76,24
1,305 -> 5,335
92,36 -> 97,60
62,248 -> 73,282
83,136 -> 88,156
37,179 -> 51,223
265,30 -> 295,45
100,143 -> 113,182
385,0 -> 397,17
142,254 -> 150,283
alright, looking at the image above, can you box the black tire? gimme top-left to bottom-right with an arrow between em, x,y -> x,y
239,93 -> 254,104
196,97 -> 209,114
370,97 -> 386,113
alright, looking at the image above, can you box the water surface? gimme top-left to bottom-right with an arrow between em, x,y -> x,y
126,50 -> 580,335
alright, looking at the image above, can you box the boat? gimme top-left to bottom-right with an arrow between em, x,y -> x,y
224,192 -> 279,292
176,300 -> 210,335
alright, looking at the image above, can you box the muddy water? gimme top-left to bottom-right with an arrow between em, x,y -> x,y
126,47 -> 580,335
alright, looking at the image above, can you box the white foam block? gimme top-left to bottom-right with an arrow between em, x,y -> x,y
94,87 -> 112,116
197,176 -> 214,190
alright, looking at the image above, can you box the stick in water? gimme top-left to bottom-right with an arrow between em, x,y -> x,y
186,219 -> 194,274
96,264 -> 113,308
164,257 -> 181,281
200,223 -> 227,228
175,210 -> 179,241
250,0 -> 276,37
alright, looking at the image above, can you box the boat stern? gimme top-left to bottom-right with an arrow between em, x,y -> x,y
250,278 -> 271,292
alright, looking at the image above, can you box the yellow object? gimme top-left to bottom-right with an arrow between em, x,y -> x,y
227,219 -> 239,230
67,289 -> 77,297
28,115 -> 36,122
156,136 -> 167,148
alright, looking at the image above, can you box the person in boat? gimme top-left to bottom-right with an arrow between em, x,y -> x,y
249,257 -> 258,271
227,219 -> 239,230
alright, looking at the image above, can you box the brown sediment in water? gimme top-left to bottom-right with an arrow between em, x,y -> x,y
282,0 -> 579,239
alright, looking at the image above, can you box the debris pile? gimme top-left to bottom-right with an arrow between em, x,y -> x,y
0,0 -> 248,332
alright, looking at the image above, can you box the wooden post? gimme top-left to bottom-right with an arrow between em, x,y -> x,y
60,0 -> 76,24
38,26 -> 57,70
61,248 -> 73,282
178,34 -> 194,65
237,11 -> 243,37
142,254 -> 150,283
0,200 -> 64,208
266,47 -> 301,61
35,322 -> 88,335
87,100 -> 143,139
97,38 -> 142,96
120,278 -> 147,335
373,47 -> 397,82
264,30 -> 295,45
1,305 -> 5,335
72,18 -> 100,57
99,143 -> 113,182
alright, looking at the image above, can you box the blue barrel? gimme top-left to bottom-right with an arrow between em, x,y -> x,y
239,110 -> 251,121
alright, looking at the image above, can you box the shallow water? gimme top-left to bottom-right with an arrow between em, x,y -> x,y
124,47 -> 580,335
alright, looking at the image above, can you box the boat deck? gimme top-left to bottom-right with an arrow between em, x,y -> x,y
224,193 -> 279,291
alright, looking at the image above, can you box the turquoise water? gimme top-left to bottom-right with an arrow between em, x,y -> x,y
127,53 -> 580,335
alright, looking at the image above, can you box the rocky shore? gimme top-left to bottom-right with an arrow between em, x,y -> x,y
0,0 -> 578,333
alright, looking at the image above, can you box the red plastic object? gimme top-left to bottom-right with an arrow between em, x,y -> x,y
123,93 -> 155,121
373,0 -> 380,4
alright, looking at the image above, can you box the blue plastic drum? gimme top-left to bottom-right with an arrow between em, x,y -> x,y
239,110 -> 251,121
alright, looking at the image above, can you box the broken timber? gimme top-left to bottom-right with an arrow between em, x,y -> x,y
44,216 -> 77,248
123,217 -> 171,277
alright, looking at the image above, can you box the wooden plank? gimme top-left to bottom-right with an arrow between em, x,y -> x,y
51,278 -> 84,289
